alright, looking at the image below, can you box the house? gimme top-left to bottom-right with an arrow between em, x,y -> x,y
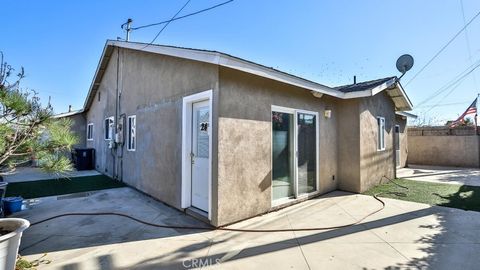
53,109 -> 86,148
64,40 -> 414,226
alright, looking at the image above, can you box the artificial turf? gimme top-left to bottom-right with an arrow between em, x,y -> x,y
5,174 -> 126,199
363,178 -> 480,212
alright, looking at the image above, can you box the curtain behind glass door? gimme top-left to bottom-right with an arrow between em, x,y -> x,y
272,111 -> 295,200
297,113 -> 317,195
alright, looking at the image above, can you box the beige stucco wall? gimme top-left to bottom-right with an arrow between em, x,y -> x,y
358,92 -> 396,192
408,135 -> 479,168
85,47 -> 220,213
217,67 -> 338,225
336,99 -> 361,192
335,92 -> 397,193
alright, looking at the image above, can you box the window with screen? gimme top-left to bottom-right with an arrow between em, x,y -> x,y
127,115 -> 136,151
377,117 -> 385,151
105,117 -> 114,140
87,123 -> 94,141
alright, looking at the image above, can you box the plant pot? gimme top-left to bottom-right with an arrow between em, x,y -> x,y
0,218 -> 30,270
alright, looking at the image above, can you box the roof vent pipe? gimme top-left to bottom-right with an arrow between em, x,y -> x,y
353,76 -> 357,84
68,105 -> 72,112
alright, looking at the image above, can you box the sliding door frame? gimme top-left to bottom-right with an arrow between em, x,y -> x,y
271,105 -> 320,207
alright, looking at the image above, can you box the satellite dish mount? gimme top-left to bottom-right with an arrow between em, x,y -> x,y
396,54 -> 414,80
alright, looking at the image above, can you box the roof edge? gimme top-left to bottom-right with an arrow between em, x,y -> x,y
80,40 -> 414,113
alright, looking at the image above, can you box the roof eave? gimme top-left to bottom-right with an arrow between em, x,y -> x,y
341,77 -> 413,111
107,40 -> 343,98
83,41 -> 114,112
396,111 -> 418,119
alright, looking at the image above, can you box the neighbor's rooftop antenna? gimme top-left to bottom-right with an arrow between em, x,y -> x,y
396,54 -> 414,80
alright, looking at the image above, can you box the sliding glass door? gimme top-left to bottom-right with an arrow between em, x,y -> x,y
272,111 -> 295,200
297,112 -> 317,195
272,107 -> 318,202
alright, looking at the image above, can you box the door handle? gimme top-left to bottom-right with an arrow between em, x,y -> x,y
190,152 -> 195,165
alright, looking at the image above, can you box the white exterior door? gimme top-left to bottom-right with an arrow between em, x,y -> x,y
191,100 -> 210,212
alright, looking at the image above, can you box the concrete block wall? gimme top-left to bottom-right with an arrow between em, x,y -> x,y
408,127 -> 480,168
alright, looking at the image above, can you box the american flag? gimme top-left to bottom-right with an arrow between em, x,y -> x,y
449,97 -> 478,128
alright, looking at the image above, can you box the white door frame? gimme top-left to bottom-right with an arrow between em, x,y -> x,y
395,124 -> 401,168
181,89 -> 213,220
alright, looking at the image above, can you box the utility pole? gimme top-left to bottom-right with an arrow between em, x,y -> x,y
121,18 -> 133,41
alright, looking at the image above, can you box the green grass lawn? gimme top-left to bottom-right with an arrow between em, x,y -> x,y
5,174 -> 126,199
363,179 -> 480,212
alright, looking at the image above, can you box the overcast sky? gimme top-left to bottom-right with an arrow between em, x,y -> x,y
2,0 -> 480,124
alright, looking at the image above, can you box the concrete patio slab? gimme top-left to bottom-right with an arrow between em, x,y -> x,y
3,166 -> 100,183
397,164 -> 480,186
12,187 -> 480,269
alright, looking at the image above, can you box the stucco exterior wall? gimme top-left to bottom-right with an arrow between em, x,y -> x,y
358,92 -> 396,192
408,135 -> 479,168
85,47 -> 219,211
336,99 -> 361,192
217,67 -> 338,225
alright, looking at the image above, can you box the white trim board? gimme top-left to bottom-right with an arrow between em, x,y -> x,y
181,89 -> 213,220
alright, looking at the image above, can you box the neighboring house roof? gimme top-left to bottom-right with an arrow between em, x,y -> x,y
83,40 -> 413,112
53,109 -> 84,118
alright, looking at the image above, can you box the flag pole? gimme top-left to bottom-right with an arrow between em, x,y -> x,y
476,93 -> 479,135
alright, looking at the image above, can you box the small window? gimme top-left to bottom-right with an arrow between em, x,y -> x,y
377,117 -> 386,151
127,115 -> 136,151
87,123 -> 94,141
105,117 -> 114,140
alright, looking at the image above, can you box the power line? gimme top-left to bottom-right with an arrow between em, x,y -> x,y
424,60 -> 480,112
405,9 -> 480,86
132,0 -> 234,31
460,0 -> 479,89
415,100 -> 472,108
415,57 -> 480,107
140,0 -> 192,50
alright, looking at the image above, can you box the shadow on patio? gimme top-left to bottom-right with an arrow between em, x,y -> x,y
17,187 -> 480,269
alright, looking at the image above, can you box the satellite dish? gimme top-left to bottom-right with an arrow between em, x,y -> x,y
396,54 -> 414,74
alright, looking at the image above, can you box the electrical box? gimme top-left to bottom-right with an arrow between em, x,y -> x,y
115,133 -> 123,144
115,115 -> 125,144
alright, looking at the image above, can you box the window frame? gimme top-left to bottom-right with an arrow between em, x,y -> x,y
104,116 -> 114,141
377,116 -> 386,151
127,115 -> 136,151
87,123 -> 94,141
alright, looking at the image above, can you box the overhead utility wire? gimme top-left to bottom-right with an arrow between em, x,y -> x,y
405,9 -> 480,86
132,0 -> 234,31
415,100 -> 472,108
415,57 -> 480,107
424,60 -> 480,113
460,0 -> 479,88
140,0 -> 192,49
